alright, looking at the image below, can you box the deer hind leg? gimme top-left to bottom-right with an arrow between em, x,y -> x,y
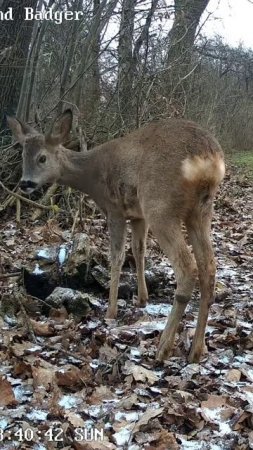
131,219 -> 148,307
106,214 -> 127,319
148,213 -> 197,361
186,206 -> 216,363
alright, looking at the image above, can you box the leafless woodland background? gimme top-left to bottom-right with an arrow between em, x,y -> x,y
1,0 -> 253,192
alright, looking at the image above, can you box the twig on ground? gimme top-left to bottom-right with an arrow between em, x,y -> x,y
15,293 -> 38,344
31,183 -> 58,220
46,342 -> 89,364
0,181 -> 56,211
16,198 -> 21,222
0,272 -> 21,279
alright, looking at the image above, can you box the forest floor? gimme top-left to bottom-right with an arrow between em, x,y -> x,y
0,165 -> 252,450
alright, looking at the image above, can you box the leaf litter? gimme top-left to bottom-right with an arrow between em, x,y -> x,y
0,168 -> 252,449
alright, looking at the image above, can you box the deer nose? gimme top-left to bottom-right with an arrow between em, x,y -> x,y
20,180 -> 38,193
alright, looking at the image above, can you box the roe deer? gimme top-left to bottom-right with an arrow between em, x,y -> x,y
7,110 -> 225,363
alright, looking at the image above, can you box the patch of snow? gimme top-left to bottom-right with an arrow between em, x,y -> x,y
203,407 -> 221,421
37,248 -> 51,259
199,367 -> 211,376
206,325 -> 217,334
3,315 -> 16,326
116,343 -> 127,350
13,385 -> 32,402
241,368 -> 253,381
145,303 -> 172,316
179,439 -> 223,450
90,359 -> 100,369
113,427 -> 132,446
130,348 -> 141,359
134,388 -> 149,397
219,422 -> 232,435
88,296 -> 102,307
67,356 -> 83,364
27,345 -> 42,352
234,354 -> 253,364
0,366 -> 13,375
33,445 -> 47,450
1,444 -> 20,450
178,437 -> 204,449
115,389 -> 124,395
118,299 -> 127,307
220,355 -> 230,365
181,364 -> 200,378
243,390 -> 253,406
149,387 -> 162,394
26,410 -> 48,421
111,319 -> 166,339
84,405 -> 105,419
0,419 -> 8,430
86,320 -> 101,329
135,320 -> 166,333
58,395 -> 81,409
58,245 -> 68,265
156,261 -> 174,276
33,263 -> 44,275
103,398 -> 120,406
115,411 -> 139,422
217,267 -> 237,278
203,407 -> 234,436
82,419 -> 95,429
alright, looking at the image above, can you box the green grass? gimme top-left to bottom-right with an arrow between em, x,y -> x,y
230,151 -> 253,177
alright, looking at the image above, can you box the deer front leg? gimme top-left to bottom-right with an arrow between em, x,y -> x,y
105,215 -> 127,319
131,219 -> 148,307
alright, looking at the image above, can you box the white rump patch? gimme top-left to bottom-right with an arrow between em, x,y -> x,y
182,155 -> 225,184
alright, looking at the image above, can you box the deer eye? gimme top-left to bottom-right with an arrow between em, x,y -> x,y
38,155 -> 46,164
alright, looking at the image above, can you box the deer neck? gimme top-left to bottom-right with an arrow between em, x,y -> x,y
58,147 -> 102,201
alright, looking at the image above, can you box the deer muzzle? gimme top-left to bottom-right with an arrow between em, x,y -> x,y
20,180 -> 38,194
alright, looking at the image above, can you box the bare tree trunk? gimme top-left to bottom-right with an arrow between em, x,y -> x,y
74,0 -> 116,117
57,0 -> 83,115
166,0 -> 209,109
82,0 -> 101,120
132,0 -> 159,126
0,0 -> 38,128
17,0 -> 52,122
117,0 -> 137,129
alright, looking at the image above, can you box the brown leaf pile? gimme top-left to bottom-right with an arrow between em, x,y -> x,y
0,168 -> 252,449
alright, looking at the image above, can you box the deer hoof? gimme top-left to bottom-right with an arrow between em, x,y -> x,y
188,346 -> 203,363
156,340 -> 173,362
136,297 -> 148,308
105,309 -> 117,319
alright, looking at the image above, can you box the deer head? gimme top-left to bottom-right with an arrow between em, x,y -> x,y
7,110 -> 73,194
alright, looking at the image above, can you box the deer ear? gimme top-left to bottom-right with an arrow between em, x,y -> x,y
6,116 -> 37,145
46,109 -> 73,146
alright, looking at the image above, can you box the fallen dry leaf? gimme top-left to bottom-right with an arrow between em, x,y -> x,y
124,361 -> 159,384
65,412 -> 85,427
56,365 -> 82,387
89,385 -> 116,404
225,368 -> 241,382
134,407 -> 164,433
0,376 -> 17,406
153,430 -> 179,449
32,366 -> 56,389
30,318 -> 55,336
11,341 -> 42,357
